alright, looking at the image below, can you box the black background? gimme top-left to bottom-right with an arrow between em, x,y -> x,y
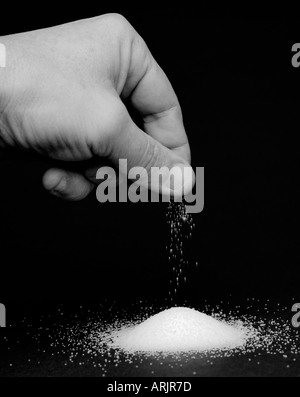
0,3 -> 299,316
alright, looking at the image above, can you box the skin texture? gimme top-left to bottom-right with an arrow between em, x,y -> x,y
0,14 -> 192,200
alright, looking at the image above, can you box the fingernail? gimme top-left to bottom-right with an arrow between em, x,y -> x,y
52,177 -> 67,193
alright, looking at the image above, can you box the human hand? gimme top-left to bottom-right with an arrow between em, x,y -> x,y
0,14 -> 193,200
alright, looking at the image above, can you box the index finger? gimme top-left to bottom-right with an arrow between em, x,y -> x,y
124,37 -> 191,163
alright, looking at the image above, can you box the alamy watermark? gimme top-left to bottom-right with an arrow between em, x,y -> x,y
0,43 -> 6,68
292,44 -> 300,67
291,303 -> 300,328
0,303 -> 6,327
95,161 -> 204,214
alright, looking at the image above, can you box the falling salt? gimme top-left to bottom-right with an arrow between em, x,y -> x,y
166,202 -> 195,297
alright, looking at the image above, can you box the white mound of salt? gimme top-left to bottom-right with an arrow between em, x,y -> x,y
113,307 -> 247,353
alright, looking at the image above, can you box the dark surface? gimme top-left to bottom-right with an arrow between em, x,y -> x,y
0,299 -> 299,377
0,4 -> 300,376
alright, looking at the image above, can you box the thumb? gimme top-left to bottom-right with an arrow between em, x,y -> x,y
108,118 -> 195,198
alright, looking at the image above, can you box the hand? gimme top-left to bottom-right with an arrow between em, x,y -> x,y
0,14 -> 193,200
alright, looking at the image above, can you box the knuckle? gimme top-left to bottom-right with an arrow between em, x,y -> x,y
101,98 -> 128,131
100,13 -> 132,35
85,96 -> 129,156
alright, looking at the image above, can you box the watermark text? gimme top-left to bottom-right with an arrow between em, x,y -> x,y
291,303 -> 300,328
95,160 -> 204,214
0,303 -> 6,327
